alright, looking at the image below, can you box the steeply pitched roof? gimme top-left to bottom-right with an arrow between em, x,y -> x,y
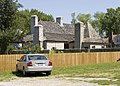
23,20 -> 106,44
44,33 -> 74,42
39,21 -> 64,34
23,34 -> 33,42
63,23 -> 74,35
39,21 -> 74,42
83,23 -> 104,43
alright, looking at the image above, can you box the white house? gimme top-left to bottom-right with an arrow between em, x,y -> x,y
23,15 -> 106,50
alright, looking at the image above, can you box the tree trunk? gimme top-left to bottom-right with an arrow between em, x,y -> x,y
108,28 -> 113,48
0,40 -> 9,54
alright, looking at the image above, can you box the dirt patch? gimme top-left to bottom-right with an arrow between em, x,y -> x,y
0,76 -> 99,86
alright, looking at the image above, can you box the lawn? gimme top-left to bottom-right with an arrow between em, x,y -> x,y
52,62 -> 120,85
0,62 -> 120,85
0,72 -> 16,81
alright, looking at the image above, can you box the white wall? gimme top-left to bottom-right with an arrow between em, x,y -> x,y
82,43 -> 106,49
46,42 -> 64,50
90,45 -> 106,49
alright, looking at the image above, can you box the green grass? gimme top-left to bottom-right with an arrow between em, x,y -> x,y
52,62 -> 120,85
52,62 -> 120,78
0,72 -> 16,82
1,62 -> 120,85
90,80 -> 120,85
90,80 -> 114,85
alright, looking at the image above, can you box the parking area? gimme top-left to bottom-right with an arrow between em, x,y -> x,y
0,77 -> 98,86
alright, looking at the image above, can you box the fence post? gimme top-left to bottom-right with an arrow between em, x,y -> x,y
96,52 -> 99,64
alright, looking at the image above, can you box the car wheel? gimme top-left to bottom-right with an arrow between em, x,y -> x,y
22,67 -> 27,77
46,71 -> 51,76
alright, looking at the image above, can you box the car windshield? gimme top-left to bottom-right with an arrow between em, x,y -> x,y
28,55 -> 47,60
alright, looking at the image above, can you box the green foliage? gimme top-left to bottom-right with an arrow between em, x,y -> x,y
16,9 -> 54,34
0,0 -> 54,53
101,7 -> 120,36
32,44 -> 41,54
71,12 -> 105,36
0,0 -> 23,53
0,0 -> 20,30
77,13 -> 91,25
58,51 -> 64,54
71,12 -> 77,24
20,43 -> 41,54
71,7 -> 120,37
90,12 -> 105,37
6,45 -> 14,54
49,49 -> 56,54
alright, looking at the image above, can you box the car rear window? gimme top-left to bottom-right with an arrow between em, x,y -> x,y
28,55 -> 48,60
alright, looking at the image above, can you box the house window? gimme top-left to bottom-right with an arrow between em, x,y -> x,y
51,47 -> 56,50
84,47 -> 88,49
92,46 -> 95,49
64,44 -> 69,49
102,46 -> 105,48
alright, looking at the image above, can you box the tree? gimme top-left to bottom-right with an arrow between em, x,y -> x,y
20,44 -> 41,54
0,2 -> 54,54
91,12 -> 105,36
101,7 -> 120,47
0,0 -> 22,53
16,9 -> 54,34
101,7 -> 120,35
71,12 -> 77,24
77,13 -> 91,25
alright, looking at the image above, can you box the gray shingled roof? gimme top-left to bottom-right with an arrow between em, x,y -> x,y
23,21 -> 106,44
44,33 -> 74,42
39,21 -> 74,42
39,21 -> 64,34
23,34 -> 33,42
83,23 -> 104,43
63,23 -> 74,35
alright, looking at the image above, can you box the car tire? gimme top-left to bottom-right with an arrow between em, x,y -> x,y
22,67 -> 28,77
46,71 -> 51,76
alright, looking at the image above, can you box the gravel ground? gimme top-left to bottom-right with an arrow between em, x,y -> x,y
0,77 -> 99,86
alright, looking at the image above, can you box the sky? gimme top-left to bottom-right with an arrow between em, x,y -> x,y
18,0 -> 120,23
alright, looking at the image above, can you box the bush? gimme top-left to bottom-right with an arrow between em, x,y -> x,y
20,44 -> 41,54
49,49 -> 56,54
6,45 -> 14,54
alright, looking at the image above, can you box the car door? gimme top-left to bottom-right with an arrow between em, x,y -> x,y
20,55 -> 27,70
18,55 -> 26,70
17,56 -> 23,71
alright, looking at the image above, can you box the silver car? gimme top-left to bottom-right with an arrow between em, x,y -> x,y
16,54 -> 53,76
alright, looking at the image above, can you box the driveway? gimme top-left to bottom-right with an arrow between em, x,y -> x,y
0,77 -> 98,86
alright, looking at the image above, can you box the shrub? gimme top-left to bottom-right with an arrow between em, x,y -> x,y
6,45 -> 14,54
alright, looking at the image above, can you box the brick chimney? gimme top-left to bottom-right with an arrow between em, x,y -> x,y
30,15 -> 38,34
30,15 -> 44,50
33,25 -> 44,50
56,16 -> 63,27
74,22 -> 84,49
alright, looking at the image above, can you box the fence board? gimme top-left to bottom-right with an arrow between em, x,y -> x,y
0,52 -> 120,72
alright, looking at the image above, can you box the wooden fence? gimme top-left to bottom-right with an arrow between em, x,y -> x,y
0,52 -> 120,72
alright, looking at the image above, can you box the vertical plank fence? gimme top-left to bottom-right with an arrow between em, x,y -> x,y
0,52 -> 120,72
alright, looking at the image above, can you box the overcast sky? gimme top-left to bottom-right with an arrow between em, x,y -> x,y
18,0 -> 120,23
